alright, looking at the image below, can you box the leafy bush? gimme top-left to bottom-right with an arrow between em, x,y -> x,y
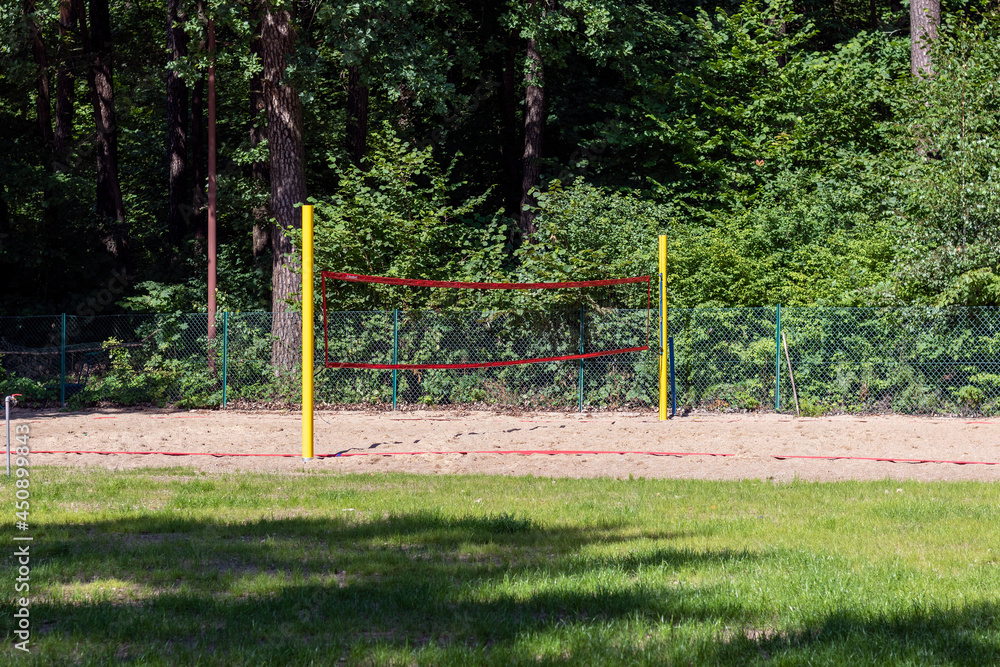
798,396 -> 827,417
69,337 -> 221,407
0,359 -> 55,405
293,123 -> 504,313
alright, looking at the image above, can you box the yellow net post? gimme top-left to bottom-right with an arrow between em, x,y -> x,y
302,205 -> 315,460
658,234 -> 668,421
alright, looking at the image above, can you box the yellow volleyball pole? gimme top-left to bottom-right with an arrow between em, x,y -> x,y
658,234 -> 668,421
302,205 -> 315,460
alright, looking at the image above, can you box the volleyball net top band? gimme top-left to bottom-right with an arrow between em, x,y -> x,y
321,271 -> 652,370
322,272 -> 651,290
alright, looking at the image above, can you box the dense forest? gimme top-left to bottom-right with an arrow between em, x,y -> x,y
2,0 -> 999,318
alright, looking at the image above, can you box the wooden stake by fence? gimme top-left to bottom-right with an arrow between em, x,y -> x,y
781,331 -> 800,417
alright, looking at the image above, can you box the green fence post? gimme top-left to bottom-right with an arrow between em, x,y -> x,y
392,309 -> 399,411
579,304 -> 585,412
775,304 -> 781,413
222,312 -> 228,408
60,313 -> 66,407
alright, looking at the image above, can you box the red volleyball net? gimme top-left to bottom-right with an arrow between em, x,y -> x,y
321,272 -> 651,370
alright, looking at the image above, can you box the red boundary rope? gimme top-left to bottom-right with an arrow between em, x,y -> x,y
321,273 -> 652,370
30,449 -> 1000,466
34,450 -> 300,458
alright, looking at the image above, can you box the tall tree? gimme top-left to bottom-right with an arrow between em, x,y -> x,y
249,22 -> 271,256
25,0 -> 53,147
189,75 -> 205,236
501,37 -> 522,219
81,0 -> 128,259
768,5 -> 787,69
259,0 -> 306,369
187,0 -> 207,238
318,4 -> 375,167
519,33 -> 545,238
166,0 -> 189,249
54,0 -> 76,156
346,65 -> 369,167
316,1 -> 481,170
910,0 -> 939,78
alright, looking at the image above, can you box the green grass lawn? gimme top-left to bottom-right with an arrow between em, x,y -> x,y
1,468 -> 999,666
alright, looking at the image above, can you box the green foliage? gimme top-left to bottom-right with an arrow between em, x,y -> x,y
0,356 -> 54,404
520,180 -> 672,289
518,172 -> 896,309
637,2 -> 901,201
956,384 -> 984,409
69,336 -> 220,408
890,11 -> 1000,306
798,395 -> 828,417
4,0 -> 1000,319
313,0 -> 482,115
669,169 -> 898,307
297,123 -> 504,310
119,282 -> 203,314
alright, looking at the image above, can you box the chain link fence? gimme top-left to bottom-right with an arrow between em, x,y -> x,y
669,306 -> 1000,415
3,307 -> 1000,414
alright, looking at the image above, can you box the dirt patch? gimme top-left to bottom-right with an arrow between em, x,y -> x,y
13,407 -> 1000,482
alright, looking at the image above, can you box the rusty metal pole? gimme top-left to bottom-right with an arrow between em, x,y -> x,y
207,18 -> 218,368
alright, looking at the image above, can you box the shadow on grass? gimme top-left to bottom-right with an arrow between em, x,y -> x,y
8,511 -> 1000,665
705,603 -> 1000,665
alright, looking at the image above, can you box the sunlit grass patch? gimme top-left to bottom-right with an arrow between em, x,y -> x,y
45,578 -> 155,606
1,469 -> 998,665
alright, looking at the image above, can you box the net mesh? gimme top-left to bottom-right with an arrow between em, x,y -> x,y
320,272 -> 651,370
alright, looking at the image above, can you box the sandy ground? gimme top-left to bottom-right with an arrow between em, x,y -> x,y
9,407 -> 1000,482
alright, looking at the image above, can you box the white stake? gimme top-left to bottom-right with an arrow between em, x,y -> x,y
5,394 -> 20,476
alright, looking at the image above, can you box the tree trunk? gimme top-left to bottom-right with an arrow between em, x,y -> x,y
26,0 -> 53,147
260,1 -> 306,371
0,197 -> 9,244
346,65 -> 369,168
249,26 -> 271,256
910,0 -> 939,78
519,37 -> 545,239
166,0 -> 189,249
501,39 -> 522,220
0,197 -> 9,295
764,6 -> 787,69
81,0 -> 128,261
396,83 -> 412,129
189,76 -> 205,237
54,0 -> 76,156
774,20 -> 787,68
